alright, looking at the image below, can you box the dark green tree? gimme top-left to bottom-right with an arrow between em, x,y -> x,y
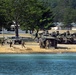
40,8 -> 54,30
0,0 -> 7,30
0,0 -> 54,36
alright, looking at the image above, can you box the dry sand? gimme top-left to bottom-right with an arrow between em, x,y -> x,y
0,31 -> 76,54
0,42 -> 76,54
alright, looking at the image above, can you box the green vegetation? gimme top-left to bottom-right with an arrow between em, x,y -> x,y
0,0 -> 76,34
41,0 -> 76,27
0,0 -> 54,34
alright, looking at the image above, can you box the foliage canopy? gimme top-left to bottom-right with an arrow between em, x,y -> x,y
0,0 -> 54,31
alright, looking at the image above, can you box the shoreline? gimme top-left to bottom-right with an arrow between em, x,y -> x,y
0,43 -> 76,54
0,33 -> 76,54
0,51 -> 76,54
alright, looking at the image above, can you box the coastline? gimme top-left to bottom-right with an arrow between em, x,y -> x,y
0,43 -> 76,54
0,32 -> 76,54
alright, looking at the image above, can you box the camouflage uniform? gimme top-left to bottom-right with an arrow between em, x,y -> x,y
21,40 -> 25,48
10,40 -> 12,47
66,31 -> 70,36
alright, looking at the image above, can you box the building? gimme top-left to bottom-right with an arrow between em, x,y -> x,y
51,22 -> 63,30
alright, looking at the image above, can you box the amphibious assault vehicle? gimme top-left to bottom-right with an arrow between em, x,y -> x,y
56,32 -> 76,44
57,33 -> 74,44
39,34 -> 57,49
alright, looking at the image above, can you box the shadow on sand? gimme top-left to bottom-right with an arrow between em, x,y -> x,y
12,46 -> 32,51
57,46 -> 70,49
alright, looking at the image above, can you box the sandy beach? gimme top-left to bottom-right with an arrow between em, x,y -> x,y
0,42 -> 76,54
0,32 -> 76,54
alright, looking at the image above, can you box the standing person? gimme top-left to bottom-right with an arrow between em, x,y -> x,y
56,31 -> 60,36
21,40 -> 25,48
34,31 -> 39,42
66,30 -> 70,36
9,40 -> 12,47
1,39 -> 4,46
34,31 -> 38,39
51,31 -> 56,37
46,40 -> 50,49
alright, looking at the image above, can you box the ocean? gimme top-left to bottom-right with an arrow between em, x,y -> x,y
0,53 -> 76,75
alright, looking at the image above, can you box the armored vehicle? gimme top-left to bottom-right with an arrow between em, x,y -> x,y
71,33 -> 76,44
39,34 -> 57,49
57,32 -> 74,44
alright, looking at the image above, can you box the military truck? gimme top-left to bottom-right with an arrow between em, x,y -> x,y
39,34 -> 57,49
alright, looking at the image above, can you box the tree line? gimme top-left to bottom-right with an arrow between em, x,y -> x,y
0,0 -> 53,34
41,0 -> 76,28
0,0 -> 76,34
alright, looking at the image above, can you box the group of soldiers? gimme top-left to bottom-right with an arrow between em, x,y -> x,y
0,39 -> 25,48
38,30 -> 73,49
50,30 -> 71,37
0,39 -> 13,47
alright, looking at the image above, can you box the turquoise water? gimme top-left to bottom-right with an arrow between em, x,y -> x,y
0,53 -> 76,75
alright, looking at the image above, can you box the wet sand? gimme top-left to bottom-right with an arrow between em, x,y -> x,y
0,42 -> 76,54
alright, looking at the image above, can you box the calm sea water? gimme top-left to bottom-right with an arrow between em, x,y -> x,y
0,53 -> 76,75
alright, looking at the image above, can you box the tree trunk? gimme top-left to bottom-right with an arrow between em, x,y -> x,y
26,30 -> 28,33
15,23 -> 19,37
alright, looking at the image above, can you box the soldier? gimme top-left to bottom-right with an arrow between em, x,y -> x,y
43,30 -> 49,35
54,39 -> 57,49
39,37 -> 43,48
46,40 -> 50,49
21,40 -> 25,48
56,31 -> 60,36
51,31 -> 58,48
51,31 -> 56,37
45,30 -> 49,34
35,32 -> 38,38
34,31 -> 39,42
1,39 -> 4,46
66,30 -> 70,36
9,40 -> 12,47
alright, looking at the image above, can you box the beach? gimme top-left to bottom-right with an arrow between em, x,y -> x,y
0,42 -> 76,54
0,31 -> 76,54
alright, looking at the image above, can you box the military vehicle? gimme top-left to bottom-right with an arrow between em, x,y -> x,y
39,34 -> 57,49
38,30 -> 76,49
56,33 -> 74,44
57,32 -> 75,44
71,33 -> 76,44
6,37 -> 22,44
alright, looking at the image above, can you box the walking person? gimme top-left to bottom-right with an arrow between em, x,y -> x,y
9,40 -> 12,47
46,40 -> 50,49
21,40 -> 25,48
1,39 -> 4,46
